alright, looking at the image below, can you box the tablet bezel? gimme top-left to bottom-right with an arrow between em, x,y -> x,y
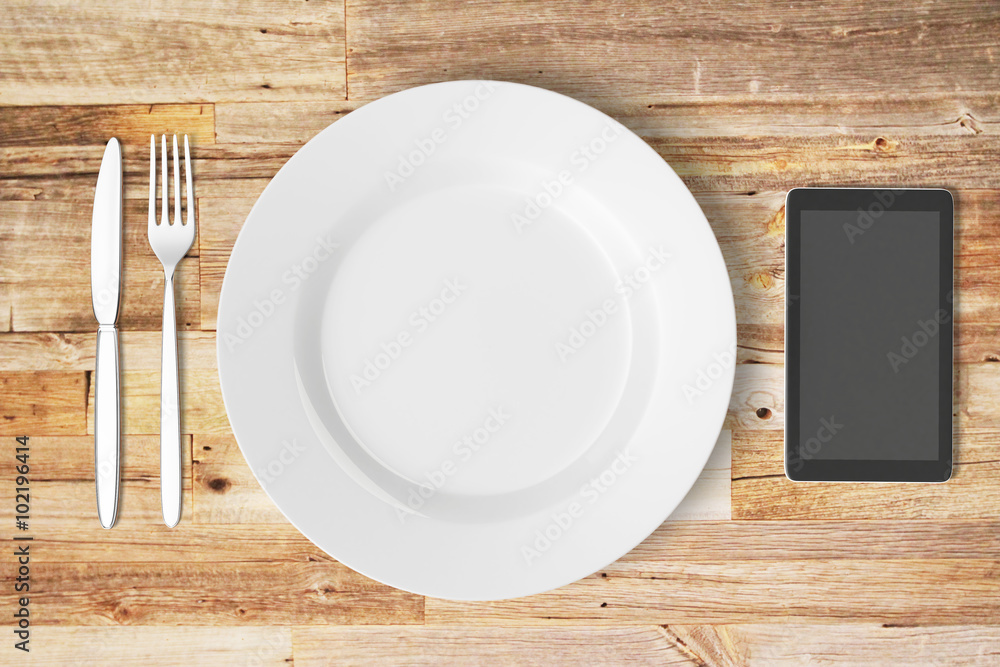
784,187 -> 953,482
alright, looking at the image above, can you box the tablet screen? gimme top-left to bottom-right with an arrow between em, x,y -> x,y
799,209 -> 941,461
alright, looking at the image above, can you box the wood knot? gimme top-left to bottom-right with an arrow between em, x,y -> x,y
756,407 -> 773,420
207,477 -> 231,493
766,207 -> 785,236
111,601 -> 132,623
872,136 -> 897,152
747,272 -> 775,290
959,113 -> 983,135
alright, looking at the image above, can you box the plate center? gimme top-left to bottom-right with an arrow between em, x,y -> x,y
319,183 -> 633,496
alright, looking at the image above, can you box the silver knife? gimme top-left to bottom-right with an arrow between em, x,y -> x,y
91,138 -> 122,529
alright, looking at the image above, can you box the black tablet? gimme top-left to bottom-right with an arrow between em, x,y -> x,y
785,188 -> 953,482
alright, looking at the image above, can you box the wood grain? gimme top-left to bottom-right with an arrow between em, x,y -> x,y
193,434 -> 287,524
21,627 -> 293,667
289,624 -> 1000,666
0,561 -> 423,626
0,1 -> 347,104
671,624 -> 1000,666
293,625 -> 697,665
0,372 -> 86,434
424,558 -> 1000,625
0,105 -> 215,148
346,0 -> 1000,100
21,523 -> 329,564
214,92 -> 1000,146
619,519 -> 1000,563
216,100 -> 360,143
198,197 -> 257,330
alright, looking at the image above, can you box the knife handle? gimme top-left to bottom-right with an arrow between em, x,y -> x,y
95,324 -> 120,529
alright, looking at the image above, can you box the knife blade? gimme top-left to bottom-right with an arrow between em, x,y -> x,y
91,138 -> 122,529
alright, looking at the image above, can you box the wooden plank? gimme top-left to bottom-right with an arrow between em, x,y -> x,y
0,331 -> 218,371
671,623 -> 1000,666
198,198 -> 256,330
960,363 -> 1000,429
292,623 -> 1000,666
667,430 -> 731,521
619,520 -> 1000,563
0,372 -> 86,435
0,174 -> 273,203
22,523 -> 329,564
0,1 -> 346,105
86,369 -> 229,436
22,627 -> 293,667
424,558 -> 1000,625
0,104 -> 215,147
0,143 -> 296,200
702,190 -> 786,326
651,135 -> 1000,192
216,93 -> 1000,145
0,561 -> 423,626
602,93 -> 1000,138
216,100 -> 360,143
6,140 -> 1000,208
0,435 -> 193,525
193,434 -> 286,524
732,428 -> 1000,520
292,626 -> 697,666
0,200 -> 200,332
346,0 -> 1000,100
24,519 -> 1000,565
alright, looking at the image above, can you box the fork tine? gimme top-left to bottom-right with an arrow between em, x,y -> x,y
184,135 -> 193,226
172,135 -> 181,226
149,134 -> 156,227
161,135 -> 168,225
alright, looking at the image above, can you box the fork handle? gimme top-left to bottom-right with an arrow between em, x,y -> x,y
160,272 -> 182,527
95,325 -> 120,529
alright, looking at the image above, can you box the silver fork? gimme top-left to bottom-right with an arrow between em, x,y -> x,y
148,134 -> 195,528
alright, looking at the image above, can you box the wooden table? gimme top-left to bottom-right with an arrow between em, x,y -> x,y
2,1 -> 999,664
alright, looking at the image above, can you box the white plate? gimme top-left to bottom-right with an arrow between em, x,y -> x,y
217,81 -> 736,600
